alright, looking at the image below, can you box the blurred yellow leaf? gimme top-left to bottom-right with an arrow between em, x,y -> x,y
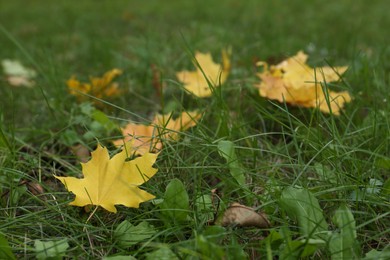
113,111 -> 202,154
176,49 -> 231,97
112,123 -> 163,155
67,68 -> 122,104
55,143 -> 158,213
153,111 -> 202,140
1,59 -> 36,87
255,51 -> 351,115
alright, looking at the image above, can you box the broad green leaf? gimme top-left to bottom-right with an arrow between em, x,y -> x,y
34,239 -> 69,260
91,109 -> 118,132
194,194 -> 213,223
202,226 -> 226,244
160,178 -> 189,223
263,229 -> 283,250
279,187 -> 328,240
217,140 -> 245,186
329,204 -> 360,260
59,129 -> 81,146
80,103 -> 116,132
280,239 -> 319,260
196,235 -> 225,259
0,233 -> 16,260
114,220 -> 156,248
364,249 -> 390,260
146,247 -> 178,260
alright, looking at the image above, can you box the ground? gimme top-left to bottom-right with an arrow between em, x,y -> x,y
0,0 -> 389,259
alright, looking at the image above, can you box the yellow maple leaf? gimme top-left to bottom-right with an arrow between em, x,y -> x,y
67,68 -> 122,104
113,111 -> 202,154
176,49 -> 231,97
55,143 -> 158,213
255,51 -> 351,115
112,123 -> 163,155
153,111 -> 202,140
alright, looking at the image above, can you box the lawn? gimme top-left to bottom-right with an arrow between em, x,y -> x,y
1,0 -> 389,259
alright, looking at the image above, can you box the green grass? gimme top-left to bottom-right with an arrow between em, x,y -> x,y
1,0 -> 389,259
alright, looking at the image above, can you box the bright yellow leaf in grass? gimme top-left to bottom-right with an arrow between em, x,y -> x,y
55,143 -> 158,213
176,49 -> 231,97
153,111 -> 202,140
112,123 -> 163,155
112,111 -> 202,154
67,68 -> 122,104
255,51 -> 351,115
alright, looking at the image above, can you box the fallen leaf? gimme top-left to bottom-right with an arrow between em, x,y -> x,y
220,202 -> 270,228
255,51 -> 351,115
176,49 -> 231,97
26,182 -> 45,197
153,111 -> 202,140
112,123 -> 163,155
67,68 -> 122,104
1,59 -> 36,87
113,111 -> 201,154
55,142 -> 158,213
70,144 -> 90,163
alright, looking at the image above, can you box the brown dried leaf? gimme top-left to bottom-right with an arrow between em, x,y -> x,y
26,182 -> 45,196
70,144 -> 90,163
221,202 -> 270,228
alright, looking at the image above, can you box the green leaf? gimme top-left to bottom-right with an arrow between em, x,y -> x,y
0,233 -> 16,260
196,234 -> 225,259
91,109 -> 117,132
363,249 -> 390,260
34,239 -> 69,260
217,140 -> 246,186
279,187 -> 328,240
329,204 -> 360,260
194,194 -> 213,223
114,220 -> 156,248
263,229 -> 283,250
280,239 -> 319,260
202,226 -> 226,244
80,102 -> 95,115
146,247 -> 178,260
59,129 -> 81,146
160,178 -> 189,223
